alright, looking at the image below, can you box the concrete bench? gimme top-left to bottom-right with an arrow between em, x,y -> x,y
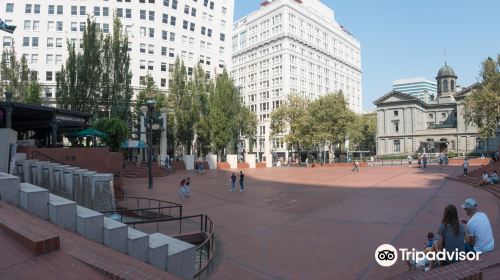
162,235 -> 196,279
103,217 -> 128,253
90,173 -> 114,212
48,194 -> 77,231
19,183 -> 49,219
61,167 -> 80,200
41,162 -> 61,190
81,171 -> 97,208
31,161 -> 50,186
0,203 -> 60,256
76,206 -> 104,243
148,233 -> 170,270
72,169 -> 89,205
127,228 -> 149,262
0,172 -> 20,206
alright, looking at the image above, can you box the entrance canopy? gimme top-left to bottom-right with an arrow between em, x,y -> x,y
0,102 -> 92,147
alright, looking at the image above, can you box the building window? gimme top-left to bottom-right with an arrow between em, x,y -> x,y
451,80 -> 455,91
191,8 -> 196,17
394,110 -> 398,116
149,28 -> 154,38
103,7 -> 109,17
163,14 -> 168,24
32,37 -> 39,47
183,20 -> 188,29
125,9 -> 132,18
169,32 -> 175,42
140,10 -> 146,20
46,71 -> 53,81
476,139 -> 484,150
57,5 -> 63,15
23,37 -> 30,47
394,122 -> 399,133
47,37 -> 54,48
102,24 -> 110,33
443,79 -> 448,92
26,4 -> 32,14
56,38 -> 62,48
44,88 -> 53,98
190,23 -> 195,31
80,6 -> 86,15
6,3 -> 14,13
94,6 -> 100,16
161,78 -> 166,87
170,16 -> 176,26
441,112 -> 446,118
429,114 -> 433,119
394,140 -> 400,153
140,43 -> 146,53
149,11 -> 155,21
184,5 -> 189,14
71,6 -> 77,15
34,4 -> 41,14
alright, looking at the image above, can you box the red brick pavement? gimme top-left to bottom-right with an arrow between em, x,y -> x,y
0,202 -> 181,280
122,165 -> 499,280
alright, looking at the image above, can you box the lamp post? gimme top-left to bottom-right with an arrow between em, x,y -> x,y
143,100 -> 165,189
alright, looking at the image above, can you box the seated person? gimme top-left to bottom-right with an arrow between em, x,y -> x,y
489,171 -> 499,184
407,232 -> 437,270
478,171 -> 490,186
432,205 -> 465,267
462,198 -> 495,254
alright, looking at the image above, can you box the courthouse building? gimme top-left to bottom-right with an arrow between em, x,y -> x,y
374,64 -> 500,156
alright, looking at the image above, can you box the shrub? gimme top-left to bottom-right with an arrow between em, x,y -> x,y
93,118 -> 129,152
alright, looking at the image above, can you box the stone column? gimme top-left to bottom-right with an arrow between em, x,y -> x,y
139,106 -> 148,164
160,107 -> 167,166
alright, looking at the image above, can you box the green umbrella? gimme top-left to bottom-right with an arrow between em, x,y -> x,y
75,128 -> 107,138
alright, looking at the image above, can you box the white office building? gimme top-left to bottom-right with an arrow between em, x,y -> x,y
0,0 -> 234,100
393,77 -> 437,102
231,0 -> 362,162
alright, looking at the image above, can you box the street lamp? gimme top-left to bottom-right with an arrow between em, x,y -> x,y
142,100 -> 165,189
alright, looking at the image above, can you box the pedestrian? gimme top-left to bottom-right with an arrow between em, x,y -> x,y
463,158 -> 469,176
179,179 -> 187,199
407,155 -> 413,167
418,156 -> 422,168
239,170 -> 245,192
185,177 -> 191,197
230,172 -> 237,191
351,160 -> 359,172
422,154 -> 428,168
438,154 -> 443,168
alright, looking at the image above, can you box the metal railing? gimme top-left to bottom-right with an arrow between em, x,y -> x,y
100,196 -> 215,278
30,150 -> 65,165
125,214 -> 215,277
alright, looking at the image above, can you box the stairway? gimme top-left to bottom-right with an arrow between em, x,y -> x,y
447,160 -> 500,186
123,162 -> 173,178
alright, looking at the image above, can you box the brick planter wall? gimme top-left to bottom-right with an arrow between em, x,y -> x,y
237,162 -> 249,169
217,162 -> 231,170
448,158 -> 491,166
256,163 -> 266,168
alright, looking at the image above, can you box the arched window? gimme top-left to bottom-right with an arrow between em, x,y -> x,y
451,80 -> 455,91
443,79 -> 448,92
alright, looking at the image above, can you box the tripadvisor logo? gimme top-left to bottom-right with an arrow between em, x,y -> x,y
375,244 -> 480,267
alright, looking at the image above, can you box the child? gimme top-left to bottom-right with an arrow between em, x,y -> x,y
185,177 -> 191,197
477,171 -> 489,187
351,160 -> 359,172
179,179 -> 187,199
407,232 -> 436,271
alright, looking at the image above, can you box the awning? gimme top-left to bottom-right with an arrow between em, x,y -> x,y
121,139 -> 146,149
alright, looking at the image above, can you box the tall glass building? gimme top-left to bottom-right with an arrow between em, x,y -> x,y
392,77 -> 437,102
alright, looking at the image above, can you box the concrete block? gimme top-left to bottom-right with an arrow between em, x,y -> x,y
0,172 -> 21,206
31,161 -> 50,186
162,235 -> 196,279
21,159 -> 38,183
265,153 -> 273,167
41,163 -> 61,191
183,155 -> 195,170
0,129 -> 17,174
90,174 -> 114,212
61,167 -> 80,200
76,205 -> 104,243
103,217 -> 128,253
52,165 -> 70,196
148,233 -> 170,270
48,194 -> 77,231
206,155 -> 217,170
72,169 -> 89,205
81,171 -> 97,208
245,154 -> 256,168
127,228 -> 149,262
227,154 -> 238,169
19,183 -> 49,219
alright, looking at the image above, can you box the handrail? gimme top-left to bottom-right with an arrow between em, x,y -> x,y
30,150 -> 65,165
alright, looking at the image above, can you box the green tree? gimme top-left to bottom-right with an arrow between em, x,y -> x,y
270,94 -> 313,158
100,14 -> 133,121
464,55 -> 500,144
347,113 -> 377,153
93,118 -> 129,152
0,47 -> 40,103
209,70 -> 242,159
57,17 -> 102,115
190,64 -> 212,156
169,57 -> 195,155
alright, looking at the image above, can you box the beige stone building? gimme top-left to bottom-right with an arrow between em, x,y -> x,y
374,64 -> 500,156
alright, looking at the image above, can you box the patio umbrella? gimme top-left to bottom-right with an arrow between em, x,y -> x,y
74,128 -> 107,138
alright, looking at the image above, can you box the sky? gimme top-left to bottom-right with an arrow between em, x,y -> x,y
233,0 -> 500,111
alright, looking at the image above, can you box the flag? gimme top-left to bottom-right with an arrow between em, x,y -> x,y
0,19 -> 16,34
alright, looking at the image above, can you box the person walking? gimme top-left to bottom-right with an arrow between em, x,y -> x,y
239,171 -> 245,192
185,177 -> 191,198
230,172 -> 237,192
463,158 -> 469,176
422,154 -> 428,168
407,155 -> 413,167
351,160 -> 359,172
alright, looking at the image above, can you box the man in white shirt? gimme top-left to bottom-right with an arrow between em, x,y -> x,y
461,198 -> 495,253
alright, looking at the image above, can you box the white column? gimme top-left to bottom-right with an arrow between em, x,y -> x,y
160,107 -> 167,166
